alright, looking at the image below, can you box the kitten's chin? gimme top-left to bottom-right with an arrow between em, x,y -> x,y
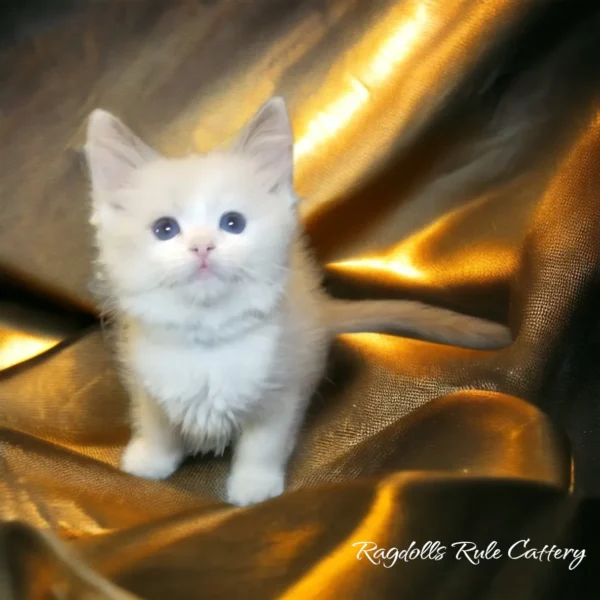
177,264 -> 217,286
179,272 -> 231,305
194,266 -> 214,280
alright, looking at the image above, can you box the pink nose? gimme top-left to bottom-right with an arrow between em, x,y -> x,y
190,243 -> 215,257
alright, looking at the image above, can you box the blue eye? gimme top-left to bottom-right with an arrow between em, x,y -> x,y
152,217 -> 180,240
219,211 -> 246,234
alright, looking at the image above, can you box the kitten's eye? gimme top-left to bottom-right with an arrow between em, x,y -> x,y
219,211 -> 246,234
152,217 -> 180,241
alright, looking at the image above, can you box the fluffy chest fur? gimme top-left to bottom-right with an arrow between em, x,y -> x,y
122,293 -> 287,454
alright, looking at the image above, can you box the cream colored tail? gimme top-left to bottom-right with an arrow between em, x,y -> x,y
324,299 -> 511,350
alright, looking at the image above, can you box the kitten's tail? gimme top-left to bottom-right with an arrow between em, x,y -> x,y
324,299 -> 511,350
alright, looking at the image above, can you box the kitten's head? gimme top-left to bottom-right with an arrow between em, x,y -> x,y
84,97 -> 298,307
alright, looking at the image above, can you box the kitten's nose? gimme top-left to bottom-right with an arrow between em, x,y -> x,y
190,243 -> 215,257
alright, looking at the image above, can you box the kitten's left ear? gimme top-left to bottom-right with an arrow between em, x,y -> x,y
85,109 -> 160,191
232,97 -> 296,201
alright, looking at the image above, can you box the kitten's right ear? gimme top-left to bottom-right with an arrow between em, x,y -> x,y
84,109 -> 159,191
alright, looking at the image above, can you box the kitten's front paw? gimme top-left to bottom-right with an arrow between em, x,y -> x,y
226,467 -> 285,507
121,437 -> 183,480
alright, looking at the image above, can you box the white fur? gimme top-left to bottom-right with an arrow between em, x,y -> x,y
85,98 -> 510,506
86,98 -> 327,506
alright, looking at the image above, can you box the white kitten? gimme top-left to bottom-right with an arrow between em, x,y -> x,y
84,97 -> 511,506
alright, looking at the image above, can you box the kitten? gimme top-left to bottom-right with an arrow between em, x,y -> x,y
84,97 -> 511,506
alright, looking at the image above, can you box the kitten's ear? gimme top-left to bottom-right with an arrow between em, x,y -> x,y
232,97 -> 295,200
84,109 -> 159,191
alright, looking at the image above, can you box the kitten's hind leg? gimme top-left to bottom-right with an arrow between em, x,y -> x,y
121,385 -> 185,480
226,388 -> 307,506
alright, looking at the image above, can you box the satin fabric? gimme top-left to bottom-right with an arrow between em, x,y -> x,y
1,0 -> 599,597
